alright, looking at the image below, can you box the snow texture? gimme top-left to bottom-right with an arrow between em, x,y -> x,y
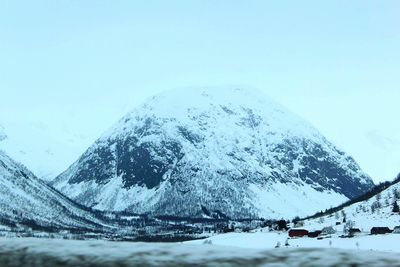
53,86 -> 373,218
188,231 -> 400,253
1,237 -> 400,267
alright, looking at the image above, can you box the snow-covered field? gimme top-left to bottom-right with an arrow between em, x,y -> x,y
1,237 -> 400,267
188,231 -> 400,253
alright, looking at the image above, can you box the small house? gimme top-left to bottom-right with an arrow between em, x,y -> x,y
393,226 -> 400,234
370,227 -> 392,235
289,229 -> 309,238
349,228 -> 362,236
321,226 -> 336,235
308,230 -> 322,238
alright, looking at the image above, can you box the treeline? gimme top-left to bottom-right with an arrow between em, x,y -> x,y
1,209 -> 269,242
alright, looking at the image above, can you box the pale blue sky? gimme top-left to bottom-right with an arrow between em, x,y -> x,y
1,1 -> 399,182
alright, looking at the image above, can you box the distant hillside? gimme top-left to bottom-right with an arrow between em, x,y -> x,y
0,150 -> 112,232
301,173 -> 400,231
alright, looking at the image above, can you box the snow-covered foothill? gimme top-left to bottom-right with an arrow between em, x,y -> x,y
302,179 -> 400,233
0,150 -> 111,231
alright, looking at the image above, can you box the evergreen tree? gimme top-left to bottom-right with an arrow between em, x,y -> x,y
393,188 -> 400,199
371,203 -> 376,213
276,219 -> 288,231
292,216 -> 300,225
393,201 -> 400,213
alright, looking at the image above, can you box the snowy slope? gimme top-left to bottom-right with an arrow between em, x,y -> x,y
0,150 -> 110,231
53,87 -> 373,219
188,231 -> 400,253
302,176 -> 400,232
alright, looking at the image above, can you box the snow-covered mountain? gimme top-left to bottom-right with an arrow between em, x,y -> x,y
303,174 -> 400,231
53,87 -> 374,219
0,150 -> 109,231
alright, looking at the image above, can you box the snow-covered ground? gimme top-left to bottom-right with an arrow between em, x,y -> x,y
188,231 -> 400,253
1,237 -> 400,267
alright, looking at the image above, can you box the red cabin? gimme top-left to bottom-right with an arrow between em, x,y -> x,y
289,229 -> 309,238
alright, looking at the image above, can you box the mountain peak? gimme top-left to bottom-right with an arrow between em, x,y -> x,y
53,86 -> 374,219
103,86 -> 318,143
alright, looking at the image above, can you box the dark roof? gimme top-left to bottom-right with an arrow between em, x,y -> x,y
289,229 -> 308,232
308,231 -> 322,238
370,227 -> 392,234
288,229 -> 309,237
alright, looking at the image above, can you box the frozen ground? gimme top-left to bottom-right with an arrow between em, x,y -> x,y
1,237 -> 400,267
188,231 -> 400,253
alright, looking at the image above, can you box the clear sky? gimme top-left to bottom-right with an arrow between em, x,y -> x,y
0,1 -> 399,182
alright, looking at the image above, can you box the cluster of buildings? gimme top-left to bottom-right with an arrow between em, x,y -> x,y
288,226 -> 400,238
